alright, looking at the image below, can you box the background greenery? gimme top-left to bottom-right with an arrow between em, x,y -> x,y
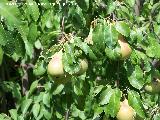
0,0 -> 160,120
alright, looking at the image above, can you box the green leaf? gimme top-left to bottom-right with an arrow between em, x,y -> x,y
70,6 -> 86,29
0,47 -> 4,65
17,22 -> 34,58
9,109 -> 17,120
42,106 -> 52,120
1,81 -> 21,100
99,86 -> 113,105
63,43 -> 81,74
27,0 -> 40,21
33,60 -> 46,76
75,37 -> 97,60
0,24 -> 7,46
23,40 -> 34,58
128,90 -> 145,118
11,34 -> 25,61
0,113 -> 10,120
28,22 -> 38,44
74,79 -> 83,95
127,64 -> 145,90
94,85 -> 104,96
93,104 -> 104,120
21,99 -> 32,115
78,111 -> 86,120
35,40 -> 43,49
53,84 -> 64,95
115,21 -> 130,37
92,21 -> 118,52
105,47 -> 121,60
0,0 -> 21,26
18,115 -> 24,120
156,12 -> 160,23
125,0 -> 136,7
0,114 -> 5,119
32,103 -> 40,118
75,0 -> 89,11
105,88 -> 121,117
154,114 -> 160,120
2,31 -> 15,56
107,1 -> 116,14
145,34 -> 160,58
28,80 -> 39,96
43,93 -> 50,108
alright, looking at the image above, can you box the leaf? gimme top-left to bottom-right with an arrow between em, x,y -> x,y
43,93 -> 50,108
125,0 -> 136,7
115,21 -> 130,37
93,104 -> 104,119
94,85 -> 104,96
127,64 -> 145,90
99,86 -> 113,105
75,37 -> 97,60
0,0 -> 21,26
32,103 -> 40,118
23,40 -> 34,58
9,109 -> 17,120
105,47 -> 121,60
128,90 -> 145,118
28,22 -> 38,44
0,24 -> 7,46
18,115 -> 24,120
35,40 -> 43,49
1,81 -> 21,100
107,1 -> 116,14
21,99 -> 32,115
2,31 -> 15,56
70,6 -> 86,28
156,12 -> 160,23
105,88 -> 121,117
17,23 -> 34,58
42,106 -> 52,120
75,0 -> 89,11
92,21 -> 118,53
28,80 -> 39,96
53,84 -> 64,95
154,114 -> 160,120
63,43 -> 81,74
33,60 -> 46,76
11,34 -> 25,61
27,0 -> 40,22
36,106 -> 44,120
74,79 -> 83,95
78,111 -> 86,120
0,47 -> 4,65
0,113 -> 10,120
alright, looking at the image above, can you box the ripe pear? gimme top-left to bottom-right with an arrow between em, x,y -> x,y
118,35 -> 132,59
117,99 -> 135,120
47,50 -> 64,77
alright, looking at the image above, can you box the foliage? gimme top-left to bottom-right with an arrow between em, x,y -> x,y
0,0 -> 160,120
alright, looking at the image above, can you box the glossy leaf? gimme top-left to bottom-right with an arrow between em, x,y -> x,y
105,88 -> 121,117
27,0 -> 40,22
128,90 -> 145,118
21,99 -> 32,115
32,103 -> 40,118
99,86 -> 113,105
9,109 -> 17,120
115,21 -> 130,37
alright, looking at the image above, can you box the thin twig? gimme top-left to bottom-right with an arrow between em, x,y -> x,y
65,109 -> 70,120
